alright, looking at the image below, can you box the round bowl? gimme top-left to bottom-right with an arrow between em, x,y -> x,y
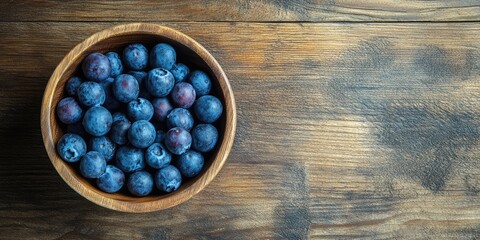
40,23 -> 236,212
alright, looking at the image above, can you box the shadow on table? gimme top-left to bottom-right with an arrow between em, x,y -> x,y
0,86 -> 92,210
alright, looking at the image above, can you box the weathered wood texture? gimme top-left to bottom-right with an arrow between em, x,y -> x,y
1,1 -> 480,22
1,22 -> 480,239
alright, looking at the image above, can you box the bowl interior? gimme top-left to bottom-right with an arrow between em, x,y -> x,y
44,25 -> 233,211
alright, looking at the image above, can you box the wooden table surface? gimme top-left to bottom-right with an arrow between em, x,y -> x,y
1,1 -> 480,239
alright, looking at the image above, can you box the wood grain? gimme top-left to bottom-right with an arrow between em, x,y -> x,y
1,0 -> 480,22
2,22 -> 480,238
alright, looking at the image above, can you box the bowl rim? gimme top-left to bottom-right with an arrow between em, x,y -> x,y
40,23 -> 236,212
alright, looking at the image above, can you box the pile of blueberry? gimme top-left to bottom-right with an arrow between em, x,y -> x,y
55,43 -> 223,197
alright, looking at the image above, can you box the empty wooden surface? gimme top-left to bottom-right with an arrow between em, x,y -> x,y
1,1 -> 480,240
1,0 -> 480,22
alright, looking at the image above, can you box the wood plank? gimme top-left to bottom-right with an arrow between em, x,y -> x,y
1,22 -> 480,239
1,1 -> 480,22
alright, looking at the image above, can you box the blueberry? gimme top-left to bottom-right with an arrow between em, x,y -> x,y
127,171 -> 154,197
82,52 -> 112,82
106,52 -> 123,77
89,136 -> 116,161
99,80 -> 122,111
191,124 -> 218,153
145,143 -> 172,169
155,165 -> 182,193
66,122 -> 89,139
128,120 -> 156,148
194,95 -> 223,123
56,133 -> 87,163
123,44 -> 148,71
164,127 -> 191,155
149,43 -> 176,70
56,97 -> 83,124
177,150 -> 204,178
97,165 -> 125,193
82,106 -> 112,137
112,74 -> 139,103
171,63 -> 190,83
77,81 -> 106,107
65,76 -> 83,96
109,120 -> 131,145
128,71 -> 148,83
115,145 -> 145,173
97,77 -> 112,88
166,108 -> 194,131
112,112 -> 129,123
146,68 -> 174,97
170,82 -> 196,108
188,70 -> 211,97
151,97 -> 173,122
128,71 -> 151,99
127,98 -> 154,121
154,129 -> 166,143
79,151 -> 107,179
102,77 -> 115,85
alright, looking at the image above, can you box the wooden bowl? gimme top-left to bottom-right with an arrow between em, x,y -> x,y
40,23 -> 236,212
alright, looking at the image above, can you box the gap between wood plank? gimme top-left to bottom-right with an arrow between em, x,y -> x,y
2,20 -> 480,24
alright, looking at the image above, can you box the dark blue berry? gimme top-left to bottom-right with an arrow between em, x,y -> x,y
115,145 -> 145,173
109,120 -> 131,145
112,112 -> 129,123
77,81 -> 106,107
164,127 -> 191,155
82,106 -> 112,137
188,70 -> 211,97
146,68 -> 174,97
145,143 -> 172,169
151,97 -> 173,122
89,136 -> 116,161
155,165 -> 182,193
56,97 -> 83,124
102,77 -> 115,85
149,43 -> 176,70
123,44 -> 148,70
57,133 -> 86,163
99,79 -> 122,111
110,121 -> 131,145
106,52 -> 123,77
177,150 -> 204,178
129,71 -> 151,99
127,171 -> 154,197
79,151 -> 107,179
97,165 -> 125,193
82,52 -> 112,82
194,95 -> 223,123
65,76 -> 83,96
112,74 -> 139,103
171,82 -> 196,108
166,108 -> 194,131
127,98 -> 154,121
128,71 -> 148,83
128,120 -> 156,149
171,63 -> 190,83
191,124 -> 218,153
